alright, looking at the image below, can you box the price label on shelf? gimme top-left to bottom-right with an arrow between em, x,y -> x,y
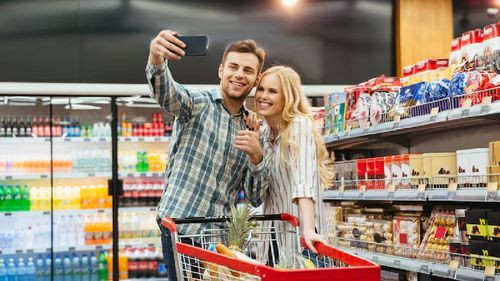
84,138 -> 91,142
420,265 -> 430,273
430,107 -> 439,120
486,182 -> 498,201
484,266 -> 496,281
393,115 -> 401,128
138,138 -> 145,142
481,96 -> 492,114
462,98 -> 472,108
372,256 -> 379,263
40,174 -> 48,179
152,173 -> 159,177
346,124 -> 352,133
363,122 -> 370,133
448,182 -> 458,200
125,138 -> 132,142
16,250 -> 22,254
68,247 -> 76,251
417,184 -> 426,199
393,259 -> 401,267
98,138 -> 106,142
387,184 -> 395,199
64,138 -> 72,142
448,260 -> 459,278
5,175 -> 12,180
88,173 -> 95,177
154,137 -> 162,142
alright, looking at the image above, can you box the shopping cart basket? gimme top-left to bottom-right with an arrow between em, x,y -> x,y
161,213 -> 380,281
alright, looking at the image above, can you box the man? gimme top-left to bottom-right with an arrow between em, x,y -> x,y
146,30 -> 269,280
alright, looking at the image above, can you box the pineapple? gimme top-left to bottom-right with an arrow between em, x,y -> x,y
226,203 -> 256,252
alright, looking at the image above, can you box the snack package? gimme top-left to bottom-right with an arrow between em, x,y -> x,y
369,92 -> 396,125
417,209 -> 456,262
353,94 -> 371,128
393,216 -> 420,258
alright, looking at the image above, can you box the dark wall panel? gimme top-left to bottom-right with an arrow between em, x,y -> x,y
0,0 -> 394,84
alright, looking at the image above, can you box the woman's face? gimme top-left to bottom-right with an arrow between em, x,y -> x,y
255,73 -> 285,121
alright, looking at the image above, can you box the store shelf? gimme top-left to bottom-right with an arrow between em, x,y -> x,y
339,247 -> 500,281
119,136 -> 170,142
1,208 -> 111,217
119,238 -> 161,248
0,136 -> 170,144
0,244 -> 111,255
119,207 -> 157,212
119,172 -> 165,178
323,101 -> 500,149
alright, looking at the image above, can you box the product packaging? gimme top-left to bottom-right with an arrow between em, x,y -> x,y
417,209 -> 455,262
486,211 -> 500,242
449,37 -> 462,67
410,154 -> 425,188
423,153 -> 457,188
465,209 -> 490,241
393,216 -> 420,258
456,148 -> 490,187
490,141 -> 500,165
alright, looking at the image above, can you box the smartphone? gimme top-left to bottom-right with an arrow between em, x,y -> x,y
174,35 -> 209,56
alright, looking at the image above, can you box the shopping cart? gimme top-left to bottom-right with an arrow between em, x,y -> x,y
161,213 -> 380,281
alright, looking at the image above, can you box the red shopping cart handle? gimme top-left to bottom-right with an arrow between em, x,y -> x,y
162,213 -> 300,233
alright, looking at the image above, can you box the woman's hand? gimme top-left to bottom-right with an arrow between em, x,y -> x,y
235,122 -> 262,165
303,229 -> 328,254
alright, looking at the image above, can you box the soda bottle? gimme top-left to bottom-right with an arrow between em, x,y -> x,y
4,186 -> 13,212
20,185 -> 30,211
0,185 -> 5,211
97,252 -> 107,281
118,251 -> 128,280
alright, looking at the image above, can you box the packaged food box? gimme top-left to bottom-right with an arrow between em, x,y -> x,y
490,140 -> 500,166
487,211 -> 500,242
423,153 -> 457,188
417,209 -> 455,262
456,148 -> 489,187
465,209 -> 490,241
410,154 -> 425,188
393,216 -> 420,258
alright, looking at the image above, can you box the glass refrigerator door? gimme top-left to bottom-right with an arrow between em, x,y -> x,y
116,98 -> 172,280
0,96 -> 53,281
51,97 -> 113,281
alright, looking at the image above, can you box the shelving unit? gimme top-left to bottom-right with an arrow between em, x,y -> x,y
0,136 -> 170,143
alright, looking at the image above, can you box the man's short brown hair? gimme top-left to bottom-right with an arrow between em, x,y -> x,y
221,39 -> 266,72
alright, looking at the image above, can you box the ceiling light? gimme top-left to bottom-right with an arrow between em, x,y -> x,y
282,0 -> 298,7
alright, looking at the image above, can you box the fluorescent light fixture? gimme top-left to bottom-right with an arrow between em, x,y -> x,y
64,104 -> 102,110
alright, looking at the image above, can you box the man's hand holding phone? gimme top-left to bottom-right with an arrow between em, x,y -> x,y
149,30 -> 186,64
150,30 -> 209,65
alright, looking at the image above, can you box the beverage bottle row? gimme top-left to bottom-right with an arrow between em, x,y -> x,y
83,214 -> 112,246
123,247 -> 167,279
0,154 -> 72,174
118,151 -> 167,174
0,257 -> 37,281
0,214 -> 50,253
120,180 -> 164,207
119,211 -> 160,239
119,112 -> 171,137
0,185 -> 30,211
72,150 -> 112,173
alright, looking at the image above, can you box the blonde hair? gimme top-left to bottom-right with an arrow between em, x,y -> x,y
257,66 -> 330,187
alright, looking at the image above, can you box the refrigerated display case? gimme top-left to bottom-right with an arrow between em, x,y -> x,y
0,83 -> 173,281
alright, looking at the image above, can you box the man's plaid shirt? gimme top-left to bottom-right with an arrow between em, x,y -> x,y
146,60 -> 270,236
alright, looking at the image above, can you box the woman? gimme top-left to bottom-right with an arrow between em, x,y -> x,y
236,66 -> 330,260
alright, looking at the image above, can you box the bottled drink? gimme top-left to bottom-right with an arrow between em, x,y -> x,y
53,256 -> 63,281
18,118 -> 25,137
0,117 -> 5,137
44,256 -> 52,281
5,117 -> 12,137
0,186 -> 5,211
74,118 -> 81,137
72,254 -> 82,281
43,117 -> 51,137
62,255 -> 72,281
25,117 -> 32,136
17,258 -> 26,281
80,254 -> 89,281
6,258 -> 16,281
127,249 -> 137,279
89,253 -> 98,281
3,186 -> 12,212
11,118 -> 18,137
26,258 -> 36,281
118,251 -> 128,280
0,259 -> 7,281
97,252 -> 107,281
35,255 -> 44,281
20,185 -> 30,211
156,247 -> 167,278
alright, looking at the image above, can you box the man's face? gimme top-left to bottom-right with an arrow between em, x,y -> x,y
218,52 -> 260,101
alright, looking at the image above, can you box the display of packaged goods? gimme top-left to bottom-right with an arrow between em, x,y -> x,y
422,153 -> 457,188
335,218 -> 393,255
491,141 -> 500,166
450,37 -> 462,67
456,148 -> 490,187
369,91 -> 396,125
466,209 -> 490,241
481,22 -> 500,72
417,209 -> 455,262
393,216 -> 420,258
331,160 -> 357,190
384,156 -> 393,186
390,155 -> 402,189
469,241 -> 498,269
461,29 -> 483,64
409,154 -> 424,188
356,159 -> 368,190
487,211 -> 500,242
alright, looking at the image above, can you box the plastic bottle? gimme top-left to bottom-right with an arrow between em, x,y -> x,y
29,187 -> 39,211
4,185 -> 13,212
0,186 -> 5,211
118,251 -> 128,280
20,185 -> 30,211
6,258 -> 16,281
97,252 -> 107,281
17,258 -> 26,281
35,255 -> 44,281
89,253 -> 98,281
53,255 -> 63,281
0,259 -> 7,281
26,258 -> 36,281
11,185 -> 21,212
155,247 -> 167,279
43,256 -> 52,281
72,254 -> 81,281
80,254 -> 89,281
62,255 -> 72,281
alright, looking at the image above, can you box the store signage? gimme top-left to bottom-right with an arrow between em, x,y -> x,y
484,266 -> 496,281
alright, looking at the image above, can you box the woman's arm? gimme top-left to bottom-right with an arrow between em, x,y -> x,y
298,198 -> 327,253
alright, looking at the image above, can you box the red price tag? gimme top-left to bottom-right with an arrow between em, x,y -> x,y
399,233 -> 408,244
434,227 -> 447,239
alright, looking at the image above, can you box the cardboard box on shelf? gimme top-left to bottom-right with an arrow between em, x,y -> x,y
409,154 -> 424,188
465,209 -> 490,241
489,141 -> 500,166
423,152 -> 457,187
457,148 -> 489,186
488,165 -> 500,183
486,211 -> 500,242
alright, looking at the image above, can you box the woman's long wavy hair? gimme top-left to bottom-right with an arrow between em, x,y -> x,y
256,66 -> 330,188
